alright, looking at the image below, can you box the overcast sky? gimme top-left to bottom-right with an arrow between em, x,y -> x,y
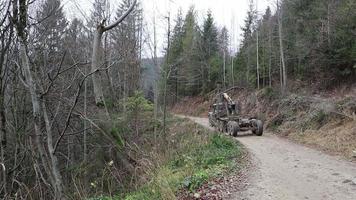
64,0 -> 275,57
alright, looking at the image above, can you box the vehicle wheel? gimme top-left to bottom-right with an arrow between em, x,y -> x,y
209,118 -> 214,127
218,121 -> 227,133
208,113 -> 214,127
217,121 -> 223,132
227,121 -> 233,136
252,120 -> 263,136
228,121 -> 239,137
222,121 -> 228,133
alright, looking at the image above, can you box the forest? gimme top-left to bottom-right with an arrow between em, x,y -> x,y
0,0 -> 355,199
163,0 -> 356,102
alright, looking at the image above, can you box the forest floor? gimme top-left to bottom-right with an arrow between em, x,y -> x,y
183,116 -> 356,200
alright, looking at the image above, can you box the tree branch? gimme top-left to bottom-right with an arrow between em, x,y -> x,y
103,0 -> 137,32
53,64 -> 116,154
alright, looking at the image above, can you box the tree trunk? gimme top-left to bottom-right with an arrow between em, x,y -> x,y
153,14 -> 158,138
223,49 -> 226,88
83,66 -> 88,162
256,29 -> 260,89
327,2 -> 331,46
0,97 -> 6,195
231,56 -> 234,86
246,45 -> 250,85
0,94 -> 6,148
268,19 -> 272,87
90,0 -> 137,106
20,41 -> 65,200
91,29 -> 105,106
42,101 -> 65,200
278,0 -> 287,93
163,13 -> 170,136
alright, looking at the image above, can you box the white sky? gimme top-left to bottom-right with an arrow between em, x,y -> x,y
63,0 -> 275,57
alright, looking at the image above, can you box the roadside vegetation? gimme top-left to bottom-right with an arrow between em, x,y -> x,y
89,117 -> 243,200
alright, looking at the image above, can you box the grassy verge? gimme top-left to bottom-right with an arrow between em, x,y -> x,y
125,135 -> 242,200
90,117 -> 243,200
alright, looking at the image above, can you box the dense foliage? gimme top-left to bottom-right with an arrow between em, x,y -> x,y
236,0 -> 356,88
162,8 -> 229,103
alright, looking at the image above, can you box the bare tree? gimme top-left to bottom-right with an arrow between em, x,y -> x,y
12,0 -> 66,198
91,0 -> 137,106
268,15 -> 272,88
0,0 -> 12,196
153,12 -> 159,138
163,13 -> 171,136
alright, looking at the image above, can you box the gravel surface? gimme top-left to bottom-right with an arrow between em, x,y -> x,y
183,116 -> 356,200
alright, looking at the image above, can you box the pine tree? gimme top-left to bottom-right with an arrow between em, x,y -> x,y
169,10 -> 184,101
201,10 -> 218,92
34,0 -> 67,65
202,11 -> 218,59
218,27 -> 229,88
112,0 -> 142,99
240,0 -> 257,85
181,7 -> 201,95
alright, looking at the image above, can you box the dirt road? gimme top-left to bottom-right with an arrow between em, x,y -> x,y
184,116 -> 356,200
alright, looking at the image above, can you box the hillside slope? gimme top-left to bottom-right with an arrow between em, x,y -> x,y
172,85 -> 356,159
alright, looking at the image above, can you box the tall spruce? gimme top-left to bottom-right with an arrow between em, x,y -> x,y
201,10 -> 218,92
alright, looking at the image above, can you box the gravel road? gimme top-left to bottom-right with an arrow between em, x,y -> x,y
184,116 -> 356,200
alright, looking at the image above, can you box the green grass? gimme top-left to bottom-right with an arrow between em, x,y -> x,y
123,134 -> 242,200
89,119 -> 243,200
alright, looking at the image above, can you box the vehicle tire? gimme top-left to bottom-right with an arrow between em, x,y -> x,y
232,121 -> 239,137
217,121 -> 223,132
209,118 -> 214,127
222,121 -> 228,133
227,121 -> 233,136
252,120 -> 263,136
208,113 -> 214,127
228,121 -> 239,137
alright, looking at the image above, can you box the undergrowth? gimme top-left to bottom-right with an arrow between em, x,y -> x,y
90,118 -> 242,200
124,134 -> 241,200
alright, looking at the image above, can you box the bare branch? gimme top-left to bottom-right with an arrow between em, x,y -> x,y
103,0 -> 137,32
53,64 -> 116,154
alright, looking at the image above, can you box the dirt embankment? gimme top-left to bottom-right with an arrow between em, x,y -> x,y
171,96 -> 211,117
172,85 -> 356,160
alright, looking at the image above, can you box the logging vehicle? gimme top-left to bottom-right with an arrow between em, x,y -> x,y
208,92 -> 263,136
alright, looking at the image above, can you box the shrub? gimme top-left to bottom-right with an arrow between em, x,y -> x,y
182,171 -> 209,192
